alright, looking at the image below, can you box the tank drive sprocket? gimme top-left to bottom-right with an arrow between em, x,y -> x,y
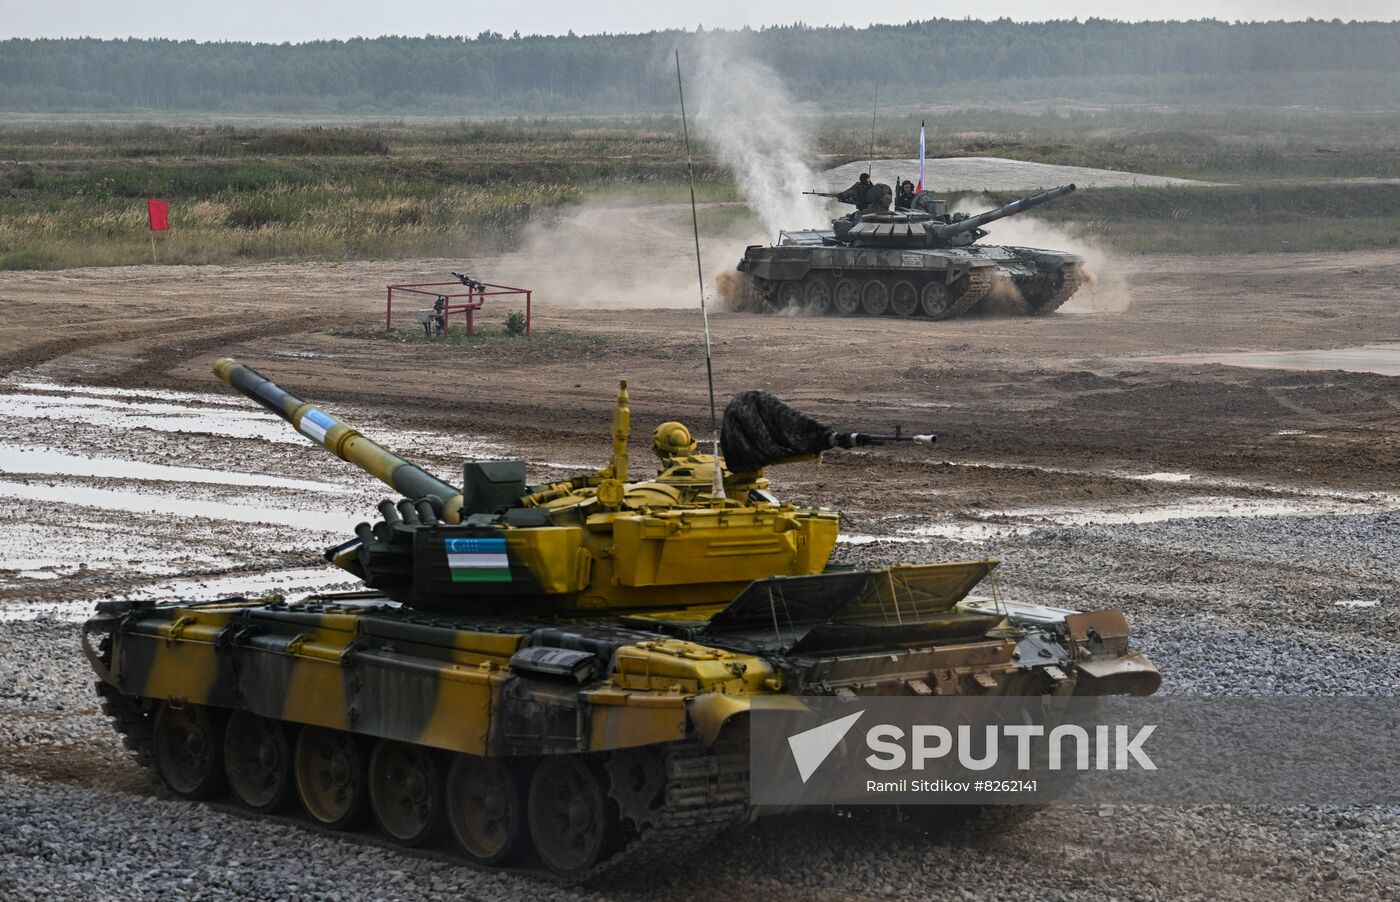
1025,264 -> 1085,315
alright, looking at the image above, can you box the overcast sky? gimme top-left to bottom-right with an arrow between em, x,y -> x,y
4,1 -> 1398,42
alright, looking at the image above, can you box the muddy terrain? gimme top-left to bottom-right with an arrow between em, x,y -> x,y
1,247 -> 1398,900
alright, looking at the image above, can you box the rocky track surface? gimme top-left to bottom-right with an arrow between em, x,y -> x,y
5,509 -> 1400,900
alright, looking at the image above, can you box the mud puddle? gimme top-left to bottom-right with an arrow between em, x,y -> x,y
1155,343 -> 1400,377
940,458 -> 1397,504
0,443 -> 350,493
0,391 -> 304,444
976,494 -> 1395,528
0,480 -> 360,531
0,565 -> 363,622
0,378 -> 378,592
0,377 -> 509,460
861,491 -> 1400,547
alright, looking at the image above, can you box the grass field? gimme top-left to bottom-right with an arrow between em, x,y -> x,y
1,112 -> 1397,270
0,124 -> 733,270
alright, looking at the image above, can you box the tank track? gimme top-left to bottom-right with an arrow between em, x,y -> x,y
940,267 -> 995,320
581,741 -> 750,884
1028,265 -> 1083,316
96,680 -> 157,778
94,678 -> 749,885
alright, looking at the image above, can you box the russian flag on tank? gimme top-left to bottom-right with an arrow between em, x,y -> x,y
916,122 -> 925,193
444,537 -> 512,582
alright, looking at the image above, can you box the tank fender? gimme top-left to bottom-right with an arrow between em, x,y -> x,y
744,254 -> 811,283
687,692 -> 808,746
686,693 -> 750,746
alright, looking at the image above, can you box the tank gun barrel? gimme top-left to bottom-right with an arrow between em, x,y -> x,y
835,429 -> 936,448
213,358 -> 465,523
801,190 -> 842,198
932,183 -> 1076,240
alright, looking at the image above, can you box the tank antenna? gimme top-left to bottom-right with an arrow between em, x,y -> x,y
867,81 -> 879,179
675,48 -> 725,500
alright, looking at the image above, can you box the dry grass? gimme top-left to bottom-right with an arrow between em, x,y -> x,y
1,115 -> 1398,269
0,123 -> 733,269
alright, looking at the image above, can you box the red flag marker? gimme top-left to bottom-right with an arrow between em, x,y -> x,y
146,199 -> 169,263
147,199 -> 170,231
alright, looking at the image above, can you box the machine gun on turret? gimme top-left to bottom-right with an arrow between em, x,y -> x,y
803,181 -> 893,210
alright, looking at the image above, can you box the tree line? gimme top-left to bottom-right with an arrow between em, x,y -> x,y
3,19 -> 1400,114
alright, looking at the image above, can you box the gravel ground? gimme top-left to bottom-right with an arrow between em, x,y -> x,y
3,513 -> 1397,901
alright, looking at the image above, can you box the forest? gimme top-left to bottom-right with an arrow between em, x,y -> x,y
4,19 -> 1400,114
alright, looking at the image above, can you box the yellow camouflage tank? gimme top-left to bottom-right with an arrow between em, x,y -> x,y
83,361 -> 1159,882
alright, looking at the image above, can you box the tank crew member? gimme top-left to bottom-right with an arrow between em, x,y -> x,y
652,420 -> 699,465
835,172 -> 872,208
860,182 -> 894,216
896,180 -> 917,210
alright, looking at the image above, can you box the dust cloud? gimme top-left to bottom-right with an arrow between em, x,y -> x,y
691,32 -> 829,236
468,35 -> 837,311
950,195 -> 1135,314
488,201 -> 764,309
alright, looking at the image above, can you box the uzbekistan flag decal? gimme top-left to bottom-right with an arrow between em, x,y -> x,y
299,408 -> 336,445
445,537 -> 512,583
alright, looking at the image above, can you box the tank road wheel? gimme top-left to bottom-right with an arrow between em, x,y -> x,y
223,711 -> 294,813
446,755 -> 529,866
860,279 -> 890,316
776,279 -> 805,311
528,757 -> 621,879
153,703 -> 225,799
295,726 -> 368,831
889,279 -> 919,317
803,275 -> 833,314
833,278 -> 861,316
920,280 -> 954,319
368,739 -> 445,847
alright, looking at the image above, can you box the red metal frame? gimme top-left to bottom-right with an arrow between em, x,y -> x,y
386,280 -> 532,336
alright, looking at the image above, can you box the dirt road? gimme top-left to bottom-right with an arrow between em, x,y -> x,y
4,247 -> 1399,501
1,248 -> 1398,899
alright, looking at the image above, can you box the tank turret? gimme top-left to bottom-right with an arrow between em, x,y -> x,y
839,183 -> 1076,249
212,359 -> 929,614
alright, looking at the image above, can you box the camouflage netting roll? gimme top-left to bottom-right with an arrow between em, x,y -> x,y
720,390 -> 836,472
